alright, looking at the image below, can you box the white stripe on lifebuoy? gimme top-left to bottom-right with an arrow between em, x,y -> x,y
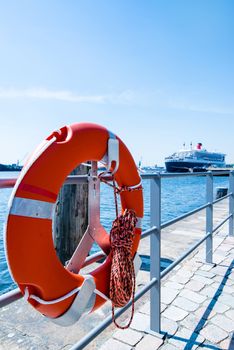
10,197 -> 54,220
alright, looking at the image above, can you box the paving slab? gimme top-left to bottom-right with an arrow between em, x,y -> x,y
173,296 -> 199,312
139,301 -> 150,315
200,286 -> 221,298
164,282 -> 184,290
99,338 -> 132,350
163,306 -> 188,322
186,280 -> 205,292
179,289 -> 206,304
202,300 -> 229,314
194,306 -> 216,320
177,270 -> 194,279
195,270 -> 216,279
218,244 -> 232,252
113,328 -> 143,346
135,334 -> 163,350
225,278 -> 234,286
180,313 -> 204,332
168,327 -> 205,350
222,285 -> 234,294
170,274 -> 191,285
218,294 -> 234,308
161,317 -> 178,338
161,287 -> 179,304
213,254 -> 226,265
139,302 -> 167,315
200,263 -> 215,272
130,313 -> 149,332
225,309 -> 234,321
192,275 -> 214,285
200,324 -> 228,344
185,260 -> 202,269
210,314 -> 234,333
219,337 -> 232,349
212,265 -> 231,276
160,344 -> 178,350
182,265 -> 199,273
213,275 -> 226,284
210,281 -> 223,290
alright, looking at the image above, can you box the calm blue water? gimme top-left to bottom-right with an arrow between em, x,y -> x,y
0,172 -> 229,295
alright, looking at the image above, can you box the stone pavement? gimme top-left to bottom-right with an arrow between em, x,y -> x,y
102,232 -> 234,350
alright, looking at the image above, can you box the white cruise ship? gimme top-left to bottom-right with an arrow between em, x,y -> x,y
165,143 -> 226,173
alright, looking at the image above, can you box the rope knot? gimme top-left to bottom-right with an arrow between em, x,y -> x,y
115,184 -> 143,194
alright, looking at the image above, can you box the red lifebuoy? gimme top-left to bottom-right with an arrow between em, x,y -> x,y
5,123 -> 143,325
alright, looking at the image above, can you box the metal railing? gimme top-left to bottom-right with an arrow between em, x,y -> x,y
0,170 -> 233,350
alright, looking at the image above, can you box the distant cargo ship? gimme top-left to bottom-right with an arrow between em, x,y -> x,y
0,163 -> 22,171
165,143 -> 226,173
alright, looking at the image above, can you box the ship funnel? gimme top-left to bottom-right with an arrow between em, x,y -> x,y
197,143 -> 202,150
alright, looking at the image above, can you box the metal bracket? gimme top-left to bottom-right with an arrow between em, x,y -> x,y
48,275 -> 96,326
66,161 -> 110,274
106,137 -> 119,174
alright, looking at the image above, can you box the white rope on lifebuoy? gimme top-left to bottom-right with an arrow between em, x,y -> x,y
24,285 -> 110,306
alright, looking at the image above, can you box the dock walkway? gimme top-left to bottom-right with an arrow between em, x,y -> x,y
0,200 -> 233,349
101,199 -> 234,350
104,232 -> 234,350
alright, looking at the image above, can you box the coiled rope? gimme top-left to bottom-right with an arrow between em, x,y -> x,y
109,179 -> 138,329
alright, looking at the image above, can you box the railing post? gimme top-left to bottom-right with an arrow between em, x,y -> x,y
150,174 -> 161,334
229,171 -> 234,236
206,171 -> 213,263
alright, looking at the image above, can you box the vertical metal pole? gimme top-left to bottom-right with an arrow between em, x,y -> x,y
206,172 -> 213,263
229,171 -> 234,236
150,174 -> 161,333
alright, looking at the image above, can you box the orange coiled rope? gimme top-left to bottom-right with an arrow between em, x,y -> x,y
109,179 -> 138,329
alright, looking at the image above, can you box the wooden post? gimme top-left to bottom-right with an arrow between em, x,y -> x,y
53,164 -> 89,265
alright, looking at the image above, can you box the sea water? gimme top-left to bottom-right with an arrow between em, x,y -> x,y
0,172 -> 229,295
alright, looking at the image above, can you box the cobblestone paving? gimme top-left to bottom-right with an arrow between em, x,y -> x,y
104,233 -> 234,350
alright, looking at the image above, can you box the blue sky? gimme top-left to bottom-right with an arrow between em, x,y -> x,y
0,0 -> 233,166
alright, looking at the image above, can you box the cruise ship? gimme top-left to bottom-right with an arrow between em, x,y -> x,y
165,143 -> 226,172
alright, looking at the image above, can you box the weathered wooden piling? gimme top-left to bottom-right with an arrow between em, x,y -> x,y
53,164 -> 89,265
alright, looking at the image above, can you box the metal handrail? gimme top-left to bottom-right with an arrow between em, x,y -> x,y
0,175 -> 89,189
0,288 -> 22,308
141,225 -> 157,239
161,232 -> 212,278
0,169 -> 231,189
0,170 -> 233,349
141,170 -> 231,178
161,211 -> 232,279
161,202 -> 210,229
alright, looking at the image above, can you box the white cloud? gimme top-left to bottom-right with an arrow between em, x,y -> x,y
0,86 -> 233,115
0,87 -> 135,104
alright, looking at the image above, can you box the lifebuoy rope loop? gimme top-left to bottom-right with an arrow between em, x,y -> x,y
24,284 -> 110,306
